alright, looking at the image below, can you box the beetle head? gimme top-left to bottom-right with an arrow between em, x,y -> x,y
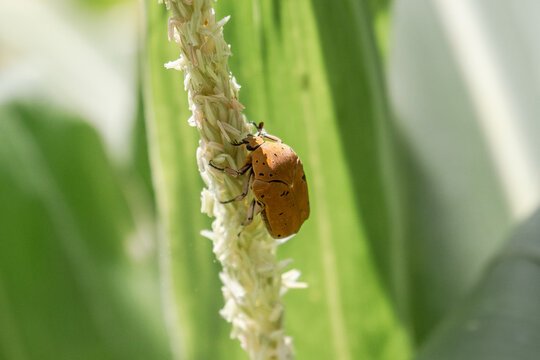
231,122 -> 265,150
244,134 -> 264,151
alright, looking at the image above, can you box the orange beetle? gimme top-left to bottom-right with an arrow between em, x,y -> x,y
210,122 -> 309,238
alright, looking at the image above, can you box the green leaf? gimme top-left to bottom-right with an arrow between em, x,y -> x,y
388,0 -> 513,342
72,0 -> 131,12
144,0 -> 410,359
131,84 -> 156,211
416,207 -> 540,360
306,0 -> 405,314
0,102 -> 170,360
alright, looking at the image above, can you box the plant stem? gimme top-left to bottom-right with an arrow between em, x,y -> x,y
161,0 -> 306,358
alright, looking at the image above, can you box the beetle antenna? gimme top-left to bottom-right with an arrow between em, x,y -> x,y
248,121 -> 264,136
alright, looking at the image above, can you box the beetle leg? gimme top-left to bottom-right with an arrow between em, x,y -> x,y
254,201 -> 264,215
242,200 -> 257,226
238,200 -> 265,236
263,134 -> 282,143
209,161 -> 251,177
220,170 -> 253,204
231,138 -> 248,146
241,200 -> 264,226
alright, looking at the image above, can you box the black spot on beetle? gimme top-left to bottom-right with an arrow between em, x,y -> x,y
279,212 -> 284,215
274,153 -> 277,157
256,160 -> 259,163
277,234 -> 281,238
302,174 -> 306,181
259,173 -> 264,176
261,195 -> 265,198
262,162 -> 266,165
269,174 -> 273,177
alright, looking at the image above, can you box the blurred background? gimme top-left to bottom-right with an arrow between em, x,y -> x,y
1,0 -> 539,359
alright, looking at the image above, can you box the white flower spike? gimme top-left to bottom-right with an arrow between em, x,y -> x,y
161,0 -> 306,359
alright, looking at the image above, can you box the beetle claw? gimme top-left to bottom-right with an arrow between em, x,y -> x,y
208,160 -> 223,171
231,139 -> 247,146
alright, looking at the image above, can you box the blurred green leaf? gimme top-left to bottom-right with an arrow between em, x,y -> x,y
0,102 -> 170,360
388,0 -> 513,343
131,83 -> 156,210
307,0 -> 405,313
73,0 -> 131,11
368,0 -> 392,57
144,0 -> 410,359
416,207 -> 540,360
